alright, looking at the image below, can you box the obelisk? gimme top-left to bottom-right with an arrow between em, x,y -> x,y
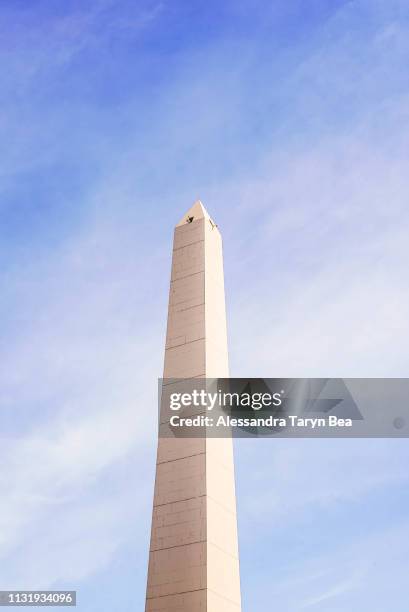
145,201 -> 242,611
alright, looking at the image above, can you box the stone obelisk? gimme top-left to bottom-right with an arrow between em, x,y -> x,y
145,201 -> 241,612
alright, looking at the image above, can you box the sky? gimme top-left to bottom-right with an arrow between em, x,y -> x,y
1,0 -> 409,610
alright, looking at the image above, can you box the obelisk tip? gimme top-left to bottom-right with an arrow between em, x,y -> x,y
176,200 -> 211,227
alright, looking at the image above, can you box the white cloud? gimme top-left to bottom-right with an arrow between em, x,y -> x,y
236,438 -> 409,525
0,212 -> 162,585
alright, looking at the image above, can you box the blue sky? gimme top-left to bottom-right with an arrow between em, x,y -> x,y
1,0 -> 409,610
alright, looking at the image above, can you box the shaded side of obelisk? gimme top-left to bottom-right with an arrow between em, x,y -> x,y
145,201 -> 242,611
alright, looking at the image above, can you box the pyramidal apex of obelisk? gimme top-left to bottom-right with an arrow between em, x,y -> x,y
176,199 -> 212,227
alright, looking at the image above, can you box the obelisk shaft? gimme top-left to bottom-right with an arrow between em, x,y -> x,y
145,202 -> 241,612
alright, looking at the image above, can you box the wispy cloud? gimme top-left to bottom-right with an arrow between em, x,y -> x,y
0,208 -> 164,586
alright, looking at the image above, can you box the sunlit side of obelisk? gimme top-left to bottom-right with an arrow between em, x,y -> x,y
145,201 -> 242,611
